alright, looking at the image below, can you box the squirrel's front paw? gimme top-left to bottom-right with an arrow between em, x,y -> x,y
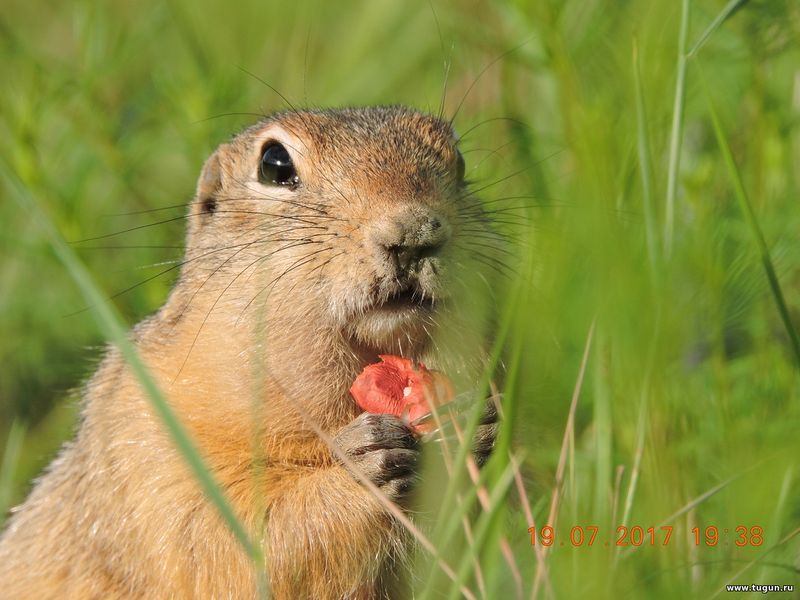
473,398 -> 499,468
333,413 -> 419,501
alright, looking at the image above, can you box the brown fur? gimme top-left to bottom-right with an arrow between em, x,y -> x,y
0,107 -> 495,599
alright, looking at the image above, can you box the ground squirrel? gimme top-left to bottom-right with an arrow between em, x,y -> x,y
0,106 -> 499,599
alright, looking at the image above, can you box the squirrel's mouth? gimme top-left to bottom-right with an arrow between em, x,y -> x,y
345,282 -> 440,353
378,287 -> 436,311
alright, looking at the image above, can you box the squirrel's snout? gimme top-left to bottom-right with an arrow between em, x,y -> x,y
368,210 -> 451,277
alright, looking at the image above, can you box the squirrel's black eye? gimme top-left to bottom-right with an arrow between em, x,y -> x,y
259,142 -> 299,188
455,149 -> 466,183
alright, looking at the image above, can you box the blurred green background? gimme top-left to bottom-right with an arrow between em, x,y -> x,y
2,0 -> 799,597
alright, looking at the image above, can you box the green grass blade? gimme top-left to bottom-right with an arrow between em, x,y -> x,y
0,162 -> 262,562
445,462 -> 517,600
591,336 -> 612,524
688,0 -> 750,58
417,464 -> 494,600
621,474 -> 737,559
700,72 -> 800,371
490,213 -> 537,477
664,0 -> 691,257
633,40 -> 659,270
708,527 -> 800,600
419,274 -> 527,600
0,420 -> 26,529
428,260 -> 524,547
757,466 -> 793,583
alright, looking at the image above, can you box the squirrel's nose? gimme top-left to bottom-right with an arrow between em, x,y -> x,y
369,211 -> 450,276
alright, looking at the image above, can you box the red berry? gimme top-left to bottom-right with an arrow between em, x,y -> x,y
350,355 -> 453,432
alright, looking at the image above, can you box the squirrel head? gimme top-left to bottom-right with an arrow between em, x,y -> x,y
182,106 -> 495,367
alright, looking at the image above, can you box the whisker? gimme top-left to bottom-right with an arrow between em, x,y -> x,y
449,38 -> 533,126
170,237 -> 321,334
460,239 -> 518,259
173,240 -> 329,379
70,214 -> 190,243
192,111 -> 270,124
454,245 -> 518,278
62,241 -> 262,318
77,244 -> 187,250
427,0 -> 450,121
70,209 -> 335,244
467,140 -> 516,175
102,204 -> 188,216
241,239 -> 326,284
476,194 -> 561,208
457,116 -> 530,142
235,66 -> 315,142
459,216 -> 532,229
237,246 -> 336,324
270,250 -> 345,315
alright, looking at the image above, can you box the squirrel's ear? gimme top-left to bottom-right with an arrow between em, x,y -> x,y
195,144 -> 228,215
